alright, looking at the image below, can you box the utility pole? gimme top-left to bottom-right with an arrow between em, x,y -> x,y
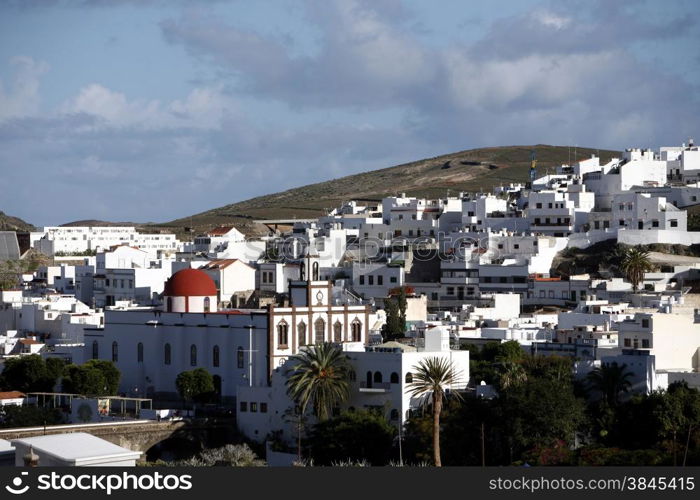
481,421 -> 486,466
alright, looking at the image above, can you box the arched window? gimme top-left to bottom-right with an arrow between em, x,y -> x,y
351,319 -> 362,342
405,372 -> 413,383
314,317 -> 325,344
137,342 -> 143,363
333,320 -> 343,343
366,371 -> 373,388
164,343 -> 171,365
92,340 -> 99,360
277,321 -> 289,347
312,261 -> 320,280
297,321 -> 306,346
203,296 -> 211,313
166,297 -> 173,312
213,345 -> 220,367
390,409 -> 399,420
390,372 -> 399,384
237,346 -> 244,369
190,344 -> 197,366
373,371 -> 383,383
348,369 -> 356,382
111,341 -> 118,362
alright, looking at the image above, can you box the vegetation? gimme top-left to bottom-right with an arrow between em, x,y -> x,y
0,252 -> 50,290
0,405 -> 64,428
148,444 -> 266,467
406,356 -> 463,466
305,410 -> 397,465
175,368 -> 216,407
62,360 -> 121,396
620,246 -> 655,291
0,355 -> 65,393
285,342 -> 351,422
382,287 -> 408,340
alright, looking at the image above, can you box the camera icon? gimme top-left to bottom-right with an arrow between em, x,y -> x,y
5,472 -> 30,495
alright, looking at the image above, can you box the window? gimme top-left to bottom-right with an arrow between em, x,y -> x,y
166,297 -> 173,312
624,338 -> 631,347
641,319 -> 649,328
277,321 -> 289,347
514,244 -> 519,249
373,371 -> 383,383
500,277 -> 507,283
237,347 -> 244,369
352,320 -> 362,342
92,340 -> 99,360
619,220 -> 625,227
314,317 -> 326,344
536,203 -> 542,209
405,372 -> 413,383
213,345 -> 220,367
390,372 -> 399,384
250,402 -> 258,412
498,244 -> 503,249
190,344 -> 197,366
447,287 -> 455,295
298,321 -> 306,346
368,275 -> 374,285
106,278 -> 110,286
137,342 -> 143,363
378,275 -> 383,286
670,219 -> 678,228
240,402 -> 247,412
359,275 -> 365,285
348,370 -> 356,381
204,297 -> 211,313
390,409 -> 399,420
642,339 -> 650,348
164,343 -> 171,365
652,220 -> 659,228
111,341 -> 118,362
390,276 -> 397,283
260,403 -> 268,413
334,321 -> 343,342
412,214 -> 417,220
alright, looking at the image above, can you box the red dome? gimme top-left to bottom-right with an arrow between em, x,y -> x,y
163,269 -> 217,297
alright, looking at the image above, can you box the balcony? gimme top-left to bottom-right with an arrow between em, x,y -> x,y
359,382 -> 391,393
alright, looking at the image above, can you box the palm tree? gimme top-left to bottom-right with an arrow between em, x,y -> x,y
620,246 -> 654,292
498,362 -> 528,391
285,342 -> 351,422
407,357 -> 463,466
586,362 -> 633,406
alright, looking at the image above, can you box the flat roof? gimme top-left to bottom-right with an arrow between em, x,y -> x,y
11,433 -> 140,462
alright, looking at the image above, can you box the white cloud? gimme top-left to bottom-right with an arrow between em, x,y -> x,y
0,56 -> 49,121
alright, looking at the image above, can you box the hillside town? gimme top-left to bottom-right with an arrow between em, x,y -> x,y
1,140 -> 700,466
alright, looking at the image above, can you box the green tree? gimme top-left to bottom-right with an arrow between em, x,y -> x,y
620,246 -> 654,292
175,368 -> 215,407
285,342 -> 351,422
497,362 -> 528,391
62,364 -> 107,396
0,355 -> 59,393
495,340 -> 524,363
83,360 -> 121,395
406,356 -> 463,466
587,362 -> 633,407
0,405 -> 64,428
306,410 -> 397,465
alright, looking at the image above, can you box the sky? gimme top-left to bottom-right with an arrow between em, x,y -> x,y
1,0 -> 699,226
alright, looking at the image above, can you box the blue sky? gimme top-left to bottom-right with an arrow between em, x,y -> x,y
1,0 -> 698,226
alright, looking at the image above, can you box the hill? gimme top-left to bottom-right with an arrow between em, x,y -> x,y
0,211 -> 36,232
155,144 -> 619,237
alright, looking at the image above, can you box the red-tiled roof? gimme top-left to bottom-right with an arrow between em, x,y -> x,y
0,391 -> 25,399
207,226 -> 234,236
19,339 -> 42,345
200,259 -> 239,270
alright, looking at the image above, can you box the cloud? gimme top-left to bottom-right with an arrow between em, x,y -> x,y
0,56 -> 49,120
2,0 -> 699,226
59,83 -> 237,129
